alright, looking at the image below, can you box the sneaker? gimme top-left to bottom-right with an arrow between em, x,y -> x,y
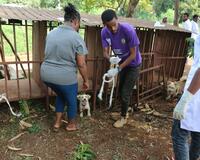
113,117 -> 127,128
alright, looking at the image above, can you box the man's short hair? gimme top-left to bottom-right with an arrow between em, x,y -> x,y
193,14 -> 199,19
101,9 -> 117,23
184,13 -> 189,17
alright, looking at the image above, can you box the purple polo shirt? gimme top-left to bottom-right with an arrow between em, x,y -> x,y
101,23 -> 142,67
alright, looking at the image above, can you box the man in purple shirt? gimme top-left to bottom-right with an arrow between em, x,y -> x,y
101,9 -> 142,128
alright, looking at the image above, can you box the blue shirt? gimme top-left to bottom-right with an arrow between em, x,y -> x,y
40,25 -> 88,85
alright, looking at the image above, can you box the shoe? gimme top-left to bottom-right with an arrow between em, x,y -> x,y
113,117 -> 127,128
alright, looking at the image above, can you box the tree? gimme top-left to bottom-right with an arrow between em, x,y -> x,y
152,0 -> 173,17
0,0 -> 40,7
126,0 -> 140,17
174,0 -> 179,26
180,0 -> 200,17
40,0 -> 58,8
133,0 -> 155,20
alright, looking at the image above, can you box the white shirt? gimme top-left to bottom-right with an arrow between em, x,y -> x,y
181,35 -> 200,132
183,19 -> 192,32
191,20 -> 199,39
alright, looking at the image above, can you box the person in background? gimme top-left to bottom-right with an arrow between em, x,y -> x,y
172,35 -> 200,160
40,3 -> 89,131
182,13 -> 192,32
100,9 -> 142,128
191,14 -> 199,39
162,17 -> 168,24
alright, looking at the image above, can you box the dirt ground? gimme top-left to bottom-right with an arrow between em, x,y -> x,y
0,57 -> 192,160
0,97 -> 178,160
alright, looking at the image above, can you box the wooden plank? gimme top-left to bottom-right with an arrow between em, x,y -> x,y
32,21 -> 47,85
0,79 -> 45,101
25,20 -> 32,97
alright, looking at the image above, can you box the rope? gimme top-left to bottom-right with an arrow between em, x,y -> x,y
98,73 -> 115,110
98,55 -> 121,110
0,94 -> 21,117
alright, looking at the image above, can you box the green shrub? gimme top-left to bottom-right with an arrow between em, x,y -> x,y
27,122 -> 41,134
71,142 -> 96,160
19,100 -> 30,118
186,37 -> 195,58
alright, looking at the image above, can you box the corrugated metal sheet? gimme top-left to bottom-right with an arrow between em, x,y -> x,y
0,5 -> 189,33
0,5 -> 62,21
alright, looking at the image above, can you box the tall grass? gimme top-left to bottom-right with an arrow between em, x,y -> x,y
1,25 -> 32,56
1,24 -> 85,57
2,25 -> 84,56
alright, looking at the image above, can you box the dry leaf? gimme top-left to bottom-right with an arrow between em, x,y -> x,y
19,120 -> 32,128
9,132 -> 27,142
7,145 -> 22,151
18,153 -> 34,157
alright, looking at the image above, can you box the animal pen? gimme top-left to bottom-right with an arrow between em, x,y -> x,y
0,6 -> 191,110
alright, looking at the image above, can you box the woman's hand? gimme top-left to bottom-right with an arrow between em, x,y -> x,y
82,80 -> 89,91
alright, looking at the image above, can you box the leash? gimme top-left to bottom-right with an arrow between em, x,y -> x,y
0,93 -> 22,117
98,55 -> 121,110
98,73 -> 115,110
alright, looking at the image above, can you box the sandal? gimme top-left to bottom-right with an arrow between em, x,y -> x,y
66,123 -> 78,131
53,123 -> 62,132
53,126 -> 60,132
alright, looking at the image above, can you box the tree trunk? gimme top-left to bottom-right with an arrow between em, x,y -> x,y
126,0 -> 139,17
174,0 -> 179,26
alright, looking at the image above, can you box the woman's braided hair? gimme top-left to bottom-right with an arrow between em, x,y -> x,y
64,3 -> 80,22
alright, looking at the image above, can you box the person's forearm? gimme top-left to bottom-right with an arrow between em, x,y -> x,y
78,63 -> 88,82
119,48 -> 136,69
103,47 -> 111,61
187,68 -> 200,94
103,51 -> 110,60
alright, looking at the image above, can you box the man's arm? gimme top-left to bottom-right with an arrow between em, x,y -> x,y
106,47 -> 136,77
76,54 -> 89,90
119,47 -> 136,69
103,47 -> 111,60
188,68 -> 200,94
173,68 -> 200,120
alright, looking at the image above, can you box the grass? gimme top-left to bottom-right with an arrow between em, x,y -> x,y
71,142 -> 96,160
2,25 -> 33,57
27,121 -> 41,134
1,24 -> 85,58
0,99 -> 44,140
0,117 -> 20,140
186,37 -> 194,58
112,154 -> 123,160
18,99 -> 43,134
19,99 -> 30,118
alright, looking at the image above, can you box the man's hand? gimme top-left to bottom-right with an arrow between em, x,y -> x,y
107,68 -> 120,77
82,80 -> 89,91
109,56 -> 121,65
173,90 -> 193,120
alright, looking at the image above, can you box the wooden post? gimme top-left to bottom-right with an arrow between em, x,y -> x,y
32,21 -> 47,85
32,21 -> 48,109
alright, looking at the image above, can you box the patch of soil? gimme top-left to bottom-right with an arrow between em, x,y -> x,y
0,99 -> 176,160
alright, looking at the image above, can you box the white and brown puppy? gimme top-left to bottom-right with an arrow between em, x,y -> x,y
77,94 -> 91,117
166,81 -> 182,100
